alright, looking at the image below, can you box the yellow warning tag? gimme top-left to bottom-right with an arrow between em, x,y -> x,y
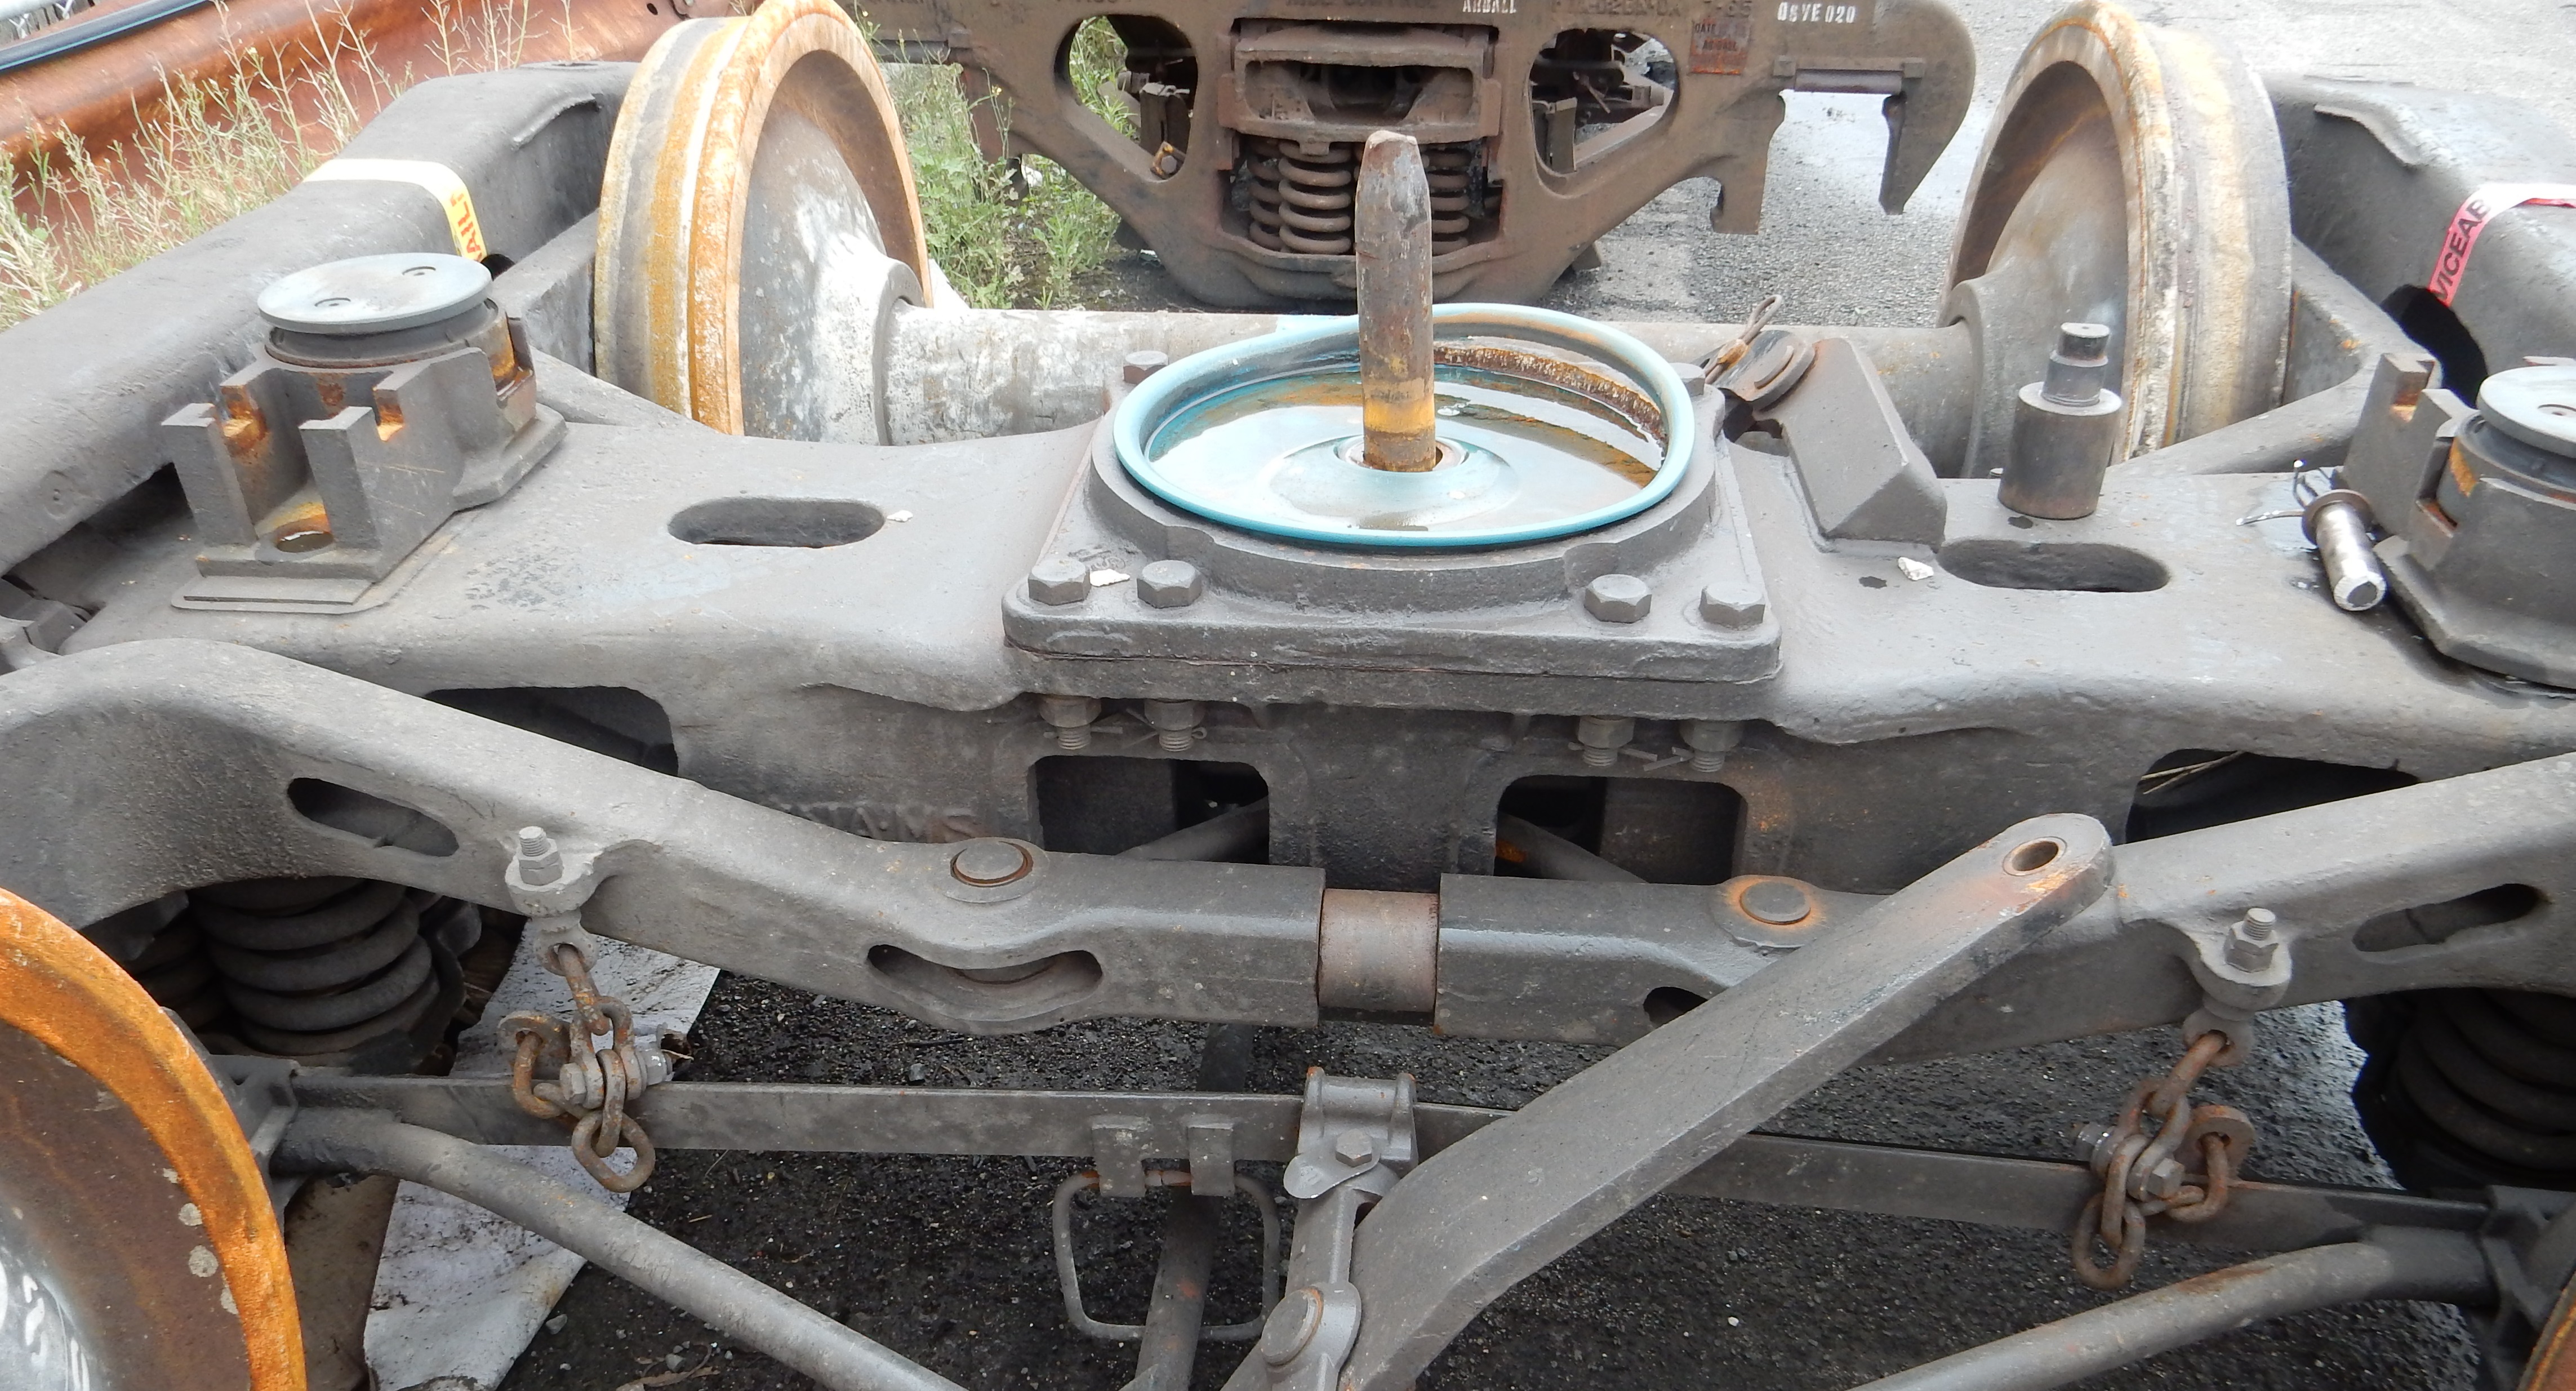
304,158 -> 489,261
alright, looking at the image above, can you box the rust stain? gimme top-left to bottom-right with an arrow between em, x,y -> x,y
1433,342 -> 1667,448
0,888 -> 303,1391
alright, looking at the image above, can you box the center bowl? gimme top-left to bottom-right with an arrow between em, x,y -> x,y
1112,304 -> 1696,550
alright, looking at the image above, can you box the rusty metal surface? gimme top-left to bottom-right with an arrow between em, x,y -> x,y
0,0 -> 678,175
594,0 -> 927,435
1316,888 -> 1437,1014
1943,1 -> 2292,471
0,887 -> 302,1391
873,0 -> 1976,304
1355,131 -> 1438,472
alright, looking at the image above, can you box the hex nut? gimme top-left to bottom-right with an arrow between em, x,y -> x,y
1027,557 -> 1091,606
1138,559 -> 1204,609
1699,582 -> 1768,628
1583,573 -> 1652,623
1331,1130 -> 1377,1167
2223,907 -> 2282,973
1123,350 -> 1170,385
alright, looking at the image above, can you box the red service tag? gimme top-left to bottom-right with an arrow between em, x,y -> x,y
2428,181 -> 2576,306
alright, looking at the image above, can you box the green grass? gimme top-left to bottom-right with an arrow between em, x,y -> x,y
879,17 -> 1129,309
0,61 -> 370,327
0,7 -> 1133,330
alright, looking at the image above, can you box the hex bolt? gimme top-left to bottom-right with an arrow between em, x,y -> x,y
1142,699 -> 1202,753
1682,718 -> 1742,774
1038,694 -> 1101,751
1575,714 -> 1634,768
950,838 -> 1034,887
1583,572 -> 1652,624
1137,559 -> 1205,610
1027,557 -> 1091,606
2134,1157 -> 2187,1201
1697,581 -> 1767,629
1122,350 -> 1169,385
2224,907 -> 2281,973
1331,1130 -> 1378,1167
514,826 -> 562,887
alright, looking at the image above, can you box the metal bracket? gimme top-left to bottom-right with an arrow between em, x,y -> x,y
1280,1070 -> 1417,1201
1051,1165 -> 1282,1344
1091,1114 -> 1154,1199
504,828 -> 608,919
1218,1072 -> 1422,1391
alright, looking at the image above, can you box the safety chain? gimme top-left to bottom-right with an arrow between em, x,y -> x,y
2068,1030 -> 2259,1290
501,941 -> 662,1193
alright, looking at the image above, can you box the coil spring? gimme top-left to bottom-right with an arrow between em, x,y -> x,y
130,913 -> 226,1030
2365,989 -> 2576,1184
1242,139 -> 1481,256
1423,144 -> 1472,244
188,876 -> 477,1063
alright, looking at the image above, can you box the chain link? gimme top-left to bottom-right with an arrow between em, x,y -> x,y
501,941 -> 659,1193
2068,1030 -> 2259,1290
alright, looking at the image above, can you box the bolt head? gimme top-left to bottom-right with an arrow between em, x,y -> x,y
2135,1157 -> 2186,1200
1698,582 -> 1768,628
1137,559 -> 1205,609
1583,573 -> 1652,623
1574,714 -> 1635,750
1027,557 -> 1090,605
949,838 -> 1034,887
1123,350 -> 1170,385
1331,1130 -> 1377,1167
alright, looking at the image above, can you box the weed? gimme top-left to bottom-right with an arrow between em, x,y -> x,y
879,16 -> 1128,309
0,2 -> 1136,330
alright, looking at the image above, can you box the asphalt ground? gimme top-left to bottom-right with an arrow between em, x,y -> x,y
495,2 -> 2576,1387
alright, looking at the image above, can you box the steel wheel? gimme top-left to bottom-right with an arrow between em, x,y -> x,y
594,0 -> 929,442
1943,0 -> 2291,473
0,888 -> 300,1391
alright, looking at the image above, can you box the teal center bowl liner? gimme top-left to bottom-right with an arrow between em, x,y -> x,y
1113,304 -> 1695,550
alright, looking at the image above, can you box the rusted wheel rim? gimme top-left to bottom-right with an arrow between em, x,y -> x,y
0,887 -> 301,1391
1943,1 -> 2290,468
595,0 -> 928,439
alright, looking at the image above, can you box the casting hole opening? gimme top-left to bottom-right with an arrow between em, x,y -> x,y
289,779 -> 459,857
2126,750 -> 2417,841
1496,771 -> 1741,884
1035,757 -> 1269,859
2004,837 -> 2062,873
2354,884 -> 2546,952
429,687 -> 678,774
1643,985 -> 1706,1026
670,497 -> 882,548
867,945 -> 1105,1024
1067,16 -> 1196,177
1938,540 -> 2168,593
2383,286 -> 2489,401
1530,30 -> 1675,175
